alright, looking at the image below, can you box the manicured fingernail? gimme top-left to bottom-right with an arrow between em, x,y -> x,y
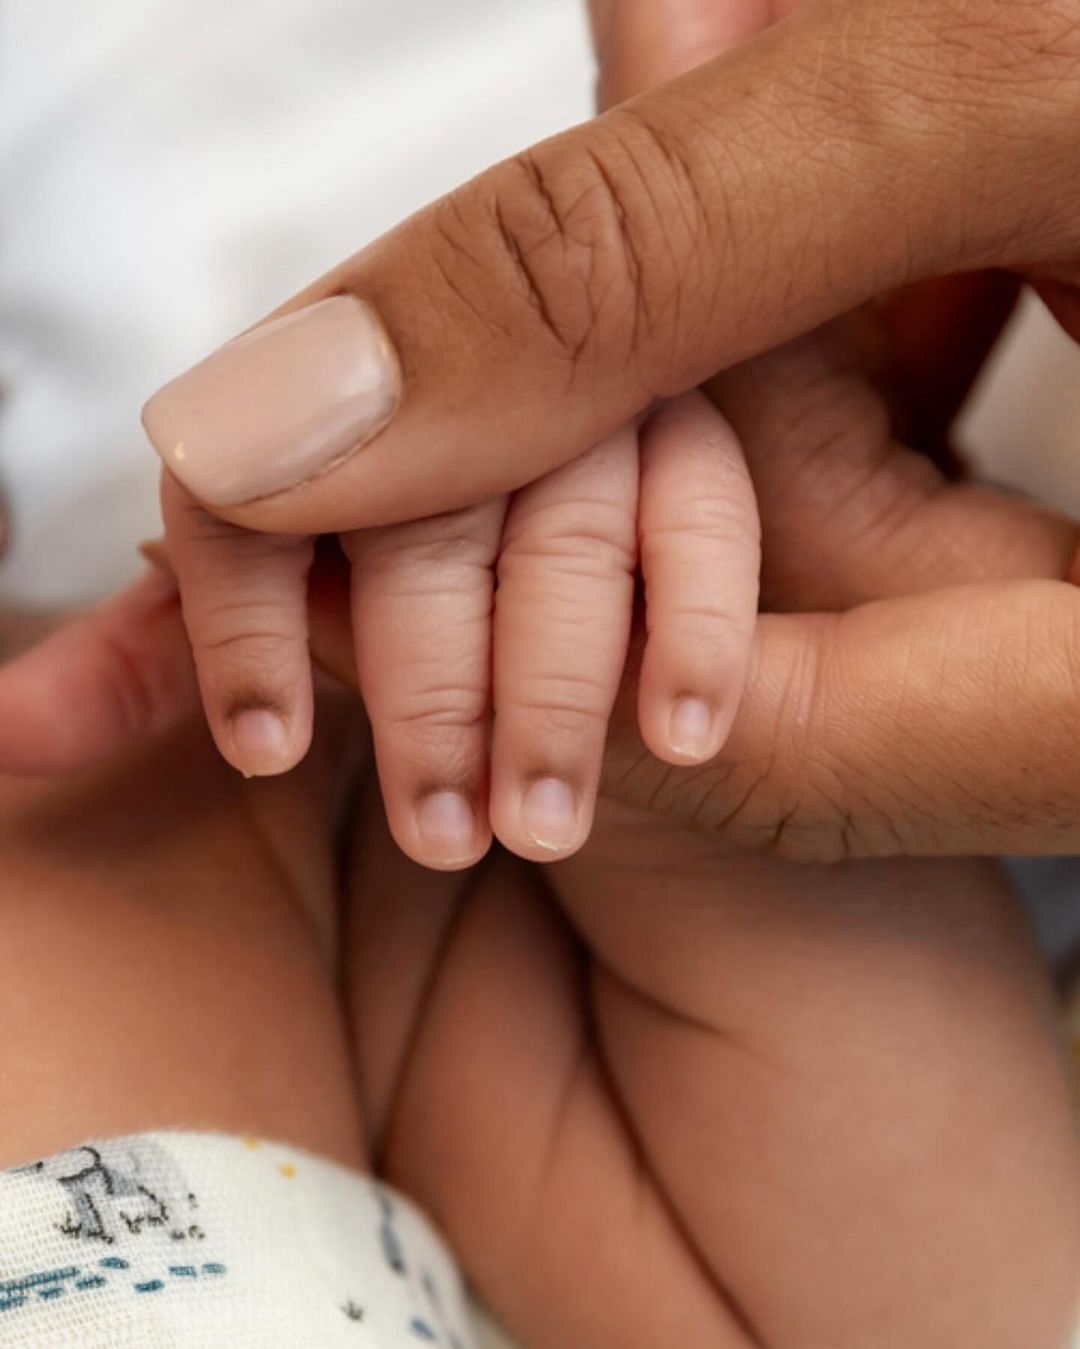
415,791 -> 477,865
229,708 -> 294,777
520,777 -> 579,854
667,697 -> 714,762
142,295 -> 401,507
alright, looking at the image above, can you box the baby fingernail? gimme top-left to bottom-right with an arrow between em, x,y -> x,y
415,791 -> 477,865
520,777 -> 579,854
142,295 -> 401,507
230,708 -> 294,777
667,697 -> 714,762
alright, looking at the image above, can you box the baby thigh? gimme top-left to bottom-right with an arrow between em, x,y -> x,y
0,709 -> 364,1170
574,849 -> 1080,1349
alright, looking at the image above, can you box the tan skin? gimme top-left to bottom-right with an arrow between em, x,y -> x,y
586,0 -> 1080,859
1,2 -> 1079,1343
0,694 -> 1075,1349
121,0 -> 1080,867
21,5 -> 1080,862
10,9 -> 1080,860
1,181 -> 1078,1349
3,308 -> 1079,1344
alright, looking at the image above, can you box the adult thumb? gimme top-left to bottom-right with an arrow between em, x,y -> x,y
142,0 -> 1074,534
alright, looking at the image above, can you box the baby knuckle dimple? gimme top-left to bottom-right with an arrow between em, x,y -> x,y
346,503 -> 501,570
365,560 -> 494,607
508,670 -> 614,728
193,626 -> 301,672
388,681 -> 488,734
188,592 -> 302,664
644,495 -> 762,558
501,501 -> 637,578
498,532 -> 636,590
655,604 -> 755,662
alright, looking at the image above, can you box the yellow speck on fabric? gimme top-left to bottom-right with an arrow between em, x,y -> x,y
278,1162 -> 297,1179
243,1136 -> 261,1150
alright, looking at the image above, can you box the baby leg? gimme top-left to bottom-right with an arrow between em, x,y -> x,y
0,708 -> 364,1167
353,806 -> 1080,1349
0,704 -> 480,1345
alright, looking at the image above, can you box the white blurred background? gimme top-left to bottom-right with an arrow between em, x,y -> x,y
6,0 -> 1080,614
0,0 -> 593,605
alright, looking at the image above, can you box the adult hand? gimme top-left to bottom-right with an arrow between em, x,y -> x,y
6,525 -> 1080,863
141,0 -> 1080,534
586,0 -> 1080,860
9,0 -> 1080,861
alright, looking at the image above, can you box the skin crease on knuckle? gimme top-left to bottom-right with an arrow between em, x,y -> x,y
346,502 -> 503,573
603,626 -> 834,860
607,614 -> 945,863
447,116 -> 706,396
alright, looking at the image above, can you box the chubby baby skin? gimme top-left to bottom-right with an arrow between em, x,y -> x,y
155,388 -> 759,869
0,690 -> 1075,1349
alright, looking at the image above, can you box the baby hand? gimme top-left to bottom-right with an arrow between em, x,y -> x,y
161,390 -> 759,866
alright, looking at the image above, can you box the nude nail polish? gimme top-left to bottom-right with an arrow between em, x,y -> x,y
142,295 -> 401,507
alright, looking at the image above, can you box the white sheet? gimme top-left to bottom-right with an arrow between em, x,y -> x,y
0,0 -> 592,604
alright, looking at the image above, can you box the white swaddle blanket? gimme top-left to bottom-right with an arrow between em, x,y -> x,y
0,1132 -> 476,1348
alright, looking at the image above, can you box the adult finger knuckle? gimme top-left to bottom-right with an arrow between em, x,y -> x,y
770,356 -> 890,480
664,617 -> 871,860
496,140 -> 643,366
431,117 -> 700,380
